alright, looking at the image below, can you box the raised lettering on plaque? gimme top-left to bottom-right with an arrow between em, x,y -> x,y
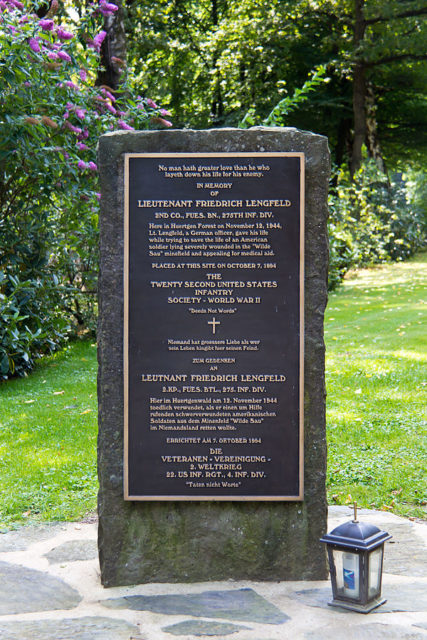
124,153 -> 304,500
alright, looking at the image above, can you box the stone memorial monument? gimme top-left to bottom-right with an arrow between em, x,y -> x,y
98,127 -> 329,586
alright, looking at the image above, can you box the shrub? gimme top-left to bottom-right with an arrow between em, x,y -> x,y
0,0 -> 171,378
0,271 -> 68,378
327,220 -> 354,291
327,160 -> 426,289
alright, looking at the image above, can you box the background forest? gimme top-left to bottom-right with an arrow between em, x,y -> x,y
1,0 -> 426,378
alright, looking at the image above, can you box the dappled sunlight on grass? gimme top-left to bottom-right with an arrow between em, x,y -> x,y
0,256 -> 425,527
344,254 -> 427,288
326,252 -> 426,519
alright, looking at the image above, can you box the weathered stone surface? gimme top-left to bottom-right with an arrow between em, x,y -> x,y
162,619 -> 250,636
45,540 -> 98,564
0,523 -> 64,552
291,582 -> 427,612
0,617 -> 138,640
101,587 -> 289,624
0,561 -> 81,614
305,623 -> 427,639
98,127 -> 330,585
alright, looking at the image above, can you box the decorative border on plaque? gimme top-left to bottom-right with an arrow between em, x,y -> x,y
124,152 -> 304,501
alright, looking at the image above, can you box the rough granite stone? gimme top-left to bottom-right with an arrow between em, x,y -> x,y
101,587 -> 289,624
45,540 -> 98,564
97,127 -> 330,585
162,619 -> 250,636
0,561 -> 81,614
0,617 -> 138,640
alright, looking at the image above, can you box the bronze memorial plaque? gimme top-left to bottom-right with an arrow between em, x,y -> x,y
124,152 -> 304,500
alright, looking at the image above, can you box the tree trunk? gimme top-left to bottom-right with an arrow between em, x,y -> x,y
335,117 -> 352,169
96,2 -> 127,91
365,82 -> 386,174
350,0 -> 366,177
210,0 -> 224,125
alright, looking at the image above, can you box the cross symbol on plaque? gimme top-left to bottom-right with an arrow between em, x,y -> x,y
208,317 -> 220,335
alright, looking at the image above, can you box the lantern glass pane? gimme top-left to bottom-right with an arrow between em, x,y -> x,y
332,549 -> 360,599
368,547 -> 383,598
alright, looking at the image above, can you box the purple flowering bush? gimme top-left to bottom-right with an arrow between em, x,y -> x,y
0,0 -> 172,378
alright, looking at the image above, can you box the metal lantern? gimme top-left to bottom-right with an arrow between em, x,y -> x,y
320,504 -> 392,613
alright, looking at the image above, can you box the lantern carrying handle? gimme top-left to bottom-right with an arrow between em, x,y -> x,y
352,501 -> 359,523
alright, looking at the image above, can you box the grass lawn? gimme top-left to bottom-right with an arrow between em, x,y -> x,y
0,341 -> 98,529
0,253 -> 425,528
325,252 -> 426,519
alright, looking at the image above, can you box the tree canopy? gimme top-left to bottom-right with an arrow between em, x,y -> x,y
125,0 -> 427,171
1,0 -> 425,378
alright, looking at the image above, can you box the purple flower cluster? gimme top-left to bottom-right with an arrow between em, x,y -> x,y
64,102 -> 86,121
65,121 -> 82,135
56,27 -> 73,41
65,80 -> 79,91
2,0 -> 173,200
87,29 -> 107,51
101,87 -> 116,102
39,18 -> 54,31
57,51 -> 71,62
105,102 -> 117,114
75,107 -> 86,120
99,0 -> 118,16
28,37 -> 40,53
78,160 -> 98,171
118,120 -> 134,130
1,0 -> 24,10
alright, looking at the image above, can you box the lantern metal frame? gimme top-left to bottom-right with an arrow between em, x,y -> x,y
320,507 -> 392,613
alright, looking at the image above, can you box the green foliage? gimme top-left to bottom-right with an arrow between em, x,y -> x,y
0,271 -> 67,379
241,63 -> 425,291
327,221 -> 354,292
127,0 -> 427,170
239,65 -> 328,128
0,0 -> 168,378
263,66 -> 329,126
327,159 -> 426,289
127,0 -> 315,128
404,169 -> 427,239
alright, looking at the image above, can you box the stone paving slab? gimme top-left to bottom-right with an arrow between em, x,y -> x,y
291,582 -> 427,613
382,524 -> 427,577
0,561 -> 81,614
102,588 -> 290,625
0,508 -> 425,640
44,540 -> 98,564
305,622 -> 427,639
0,617 -> 139,640
0,523 -> 64,552
162,619 -> 251,636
